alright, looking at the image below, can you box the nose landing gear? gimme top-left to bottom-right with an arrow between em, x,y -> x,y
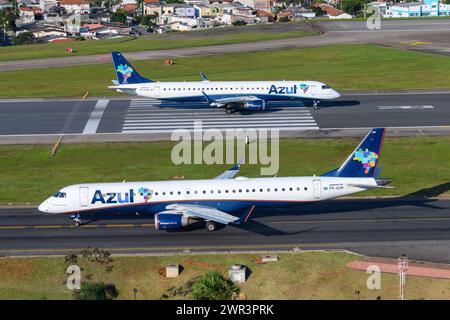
312,100 -> 320,109
70,213 -> 82,227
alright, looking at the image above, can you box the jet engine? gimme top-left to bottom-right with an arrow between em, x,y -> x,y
155,213 -> 191,230
244,99 -> 265,111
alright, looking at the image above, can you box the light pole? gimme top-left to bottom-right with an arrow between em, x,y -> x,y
133,288 -> 138,300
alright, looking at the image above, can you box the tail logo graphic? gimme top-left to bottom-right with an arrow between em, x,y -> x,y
353,148 -> 379,174
138,187 -> 153,202
116,64 -> 134,83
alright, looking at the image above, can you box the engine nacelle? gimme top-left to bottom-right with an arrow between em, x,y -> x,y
244,99 -> 265,111
155,213 -> 189,230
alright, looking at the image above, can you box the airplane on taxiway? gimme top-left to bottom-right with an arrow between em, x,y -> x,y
107,51 -> 340,113
39,128 -> 392,232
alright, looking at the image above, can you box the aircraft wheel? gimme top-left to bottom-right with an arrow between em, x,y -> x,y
74,220 -> 81,227
225,108 -> 232,114
206,221 -> 216,232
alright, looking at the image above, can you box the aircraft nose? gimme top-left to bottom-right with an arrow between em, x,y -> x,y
38,200 -> 49,213
333,89 -> 341,99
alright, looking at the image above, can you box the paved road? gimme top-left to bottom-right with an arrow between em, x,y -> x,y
1,198 -> 450,263
0,20 -> 449,72
0,92 -> 449,143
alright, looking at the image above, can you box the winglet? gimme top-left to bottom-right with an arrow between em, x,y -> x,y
200,72 -> 209,82
234,205 -> 256,225
214,157 -> 243,180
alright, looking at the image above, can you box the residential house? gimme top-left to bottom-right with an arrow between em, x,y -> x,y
59,0 -> 90,14
315,3 -> 352,19
39,0 -> 57,11
18,6 -> 36,26
238,0 -> 273,12
0,0 -> 13,10
255,9 -> 274,22
143,3 -> 162,16
194,4 -> 218,18
174,4 -> 196,17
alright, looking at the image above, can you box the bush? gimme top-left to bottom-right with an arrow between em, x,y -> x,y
74,282 -> 119,300
232,20 -> 247,26
12,32 -> 35,45
191,271 -> 240,300
278,16 -> 290,22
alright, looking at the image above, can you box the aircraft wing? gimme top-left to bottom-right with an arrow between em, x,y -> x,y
214,159 -> 243,180
165,203 -> 254,225
202,92 -> 259,106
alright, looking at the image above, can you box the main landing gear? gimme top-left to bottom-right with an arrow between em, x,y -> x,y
206,221 -> 216,232
225,107 -> 233,114
70,213 -> 82,227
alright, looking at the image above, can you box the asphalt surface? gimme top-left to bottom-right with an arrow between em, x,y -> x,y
0,20 -> 449,72
0,92 -> 448,143
1,197 -> 450,263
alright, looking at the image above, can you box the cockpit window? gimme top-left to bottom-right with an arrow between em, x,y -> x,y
52,192 -> 66,198
322,85 -> 331,89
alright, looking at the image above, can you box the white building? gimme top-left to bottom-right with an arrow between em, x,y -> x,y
59,0 -> 90,14
39,0 -> 57,12
390,0 -> 450,17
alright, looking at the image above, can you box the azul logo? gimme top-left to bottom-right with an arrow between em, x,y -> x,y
353,148 -> 379,174
268,85 -> 297,95
299,83 -> 309,93
116,64 -> 133,83
91,189 -> 135,204
138,187 -> 153,202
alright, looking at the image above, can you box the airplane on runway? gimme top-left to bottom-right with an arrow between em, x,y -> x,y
107,51 -> 340,113
38,128 -> 392,232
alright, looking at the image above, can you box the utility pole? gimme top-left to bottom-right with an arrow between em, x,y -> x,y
398,254 -> 408,300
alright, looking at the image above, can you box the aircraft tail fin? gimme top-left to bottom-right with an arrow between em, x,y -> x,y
322,128 -> 386,178
111,51 -> 153,85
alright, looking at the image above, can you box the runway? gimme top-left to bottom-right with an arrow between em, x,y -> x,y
1,198 -> 450,263
0,91 -> 449,143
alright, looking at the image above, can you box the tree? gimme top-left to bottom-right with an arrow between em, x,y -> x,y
74,282 -> 118,300
111,8 -> 127,24
341,0 -> 364,16
12,32 -> 35,45
138,13 -> 158,29
191,271 -> 240,300
278,16 -> 290,22
136,0 -> 144,16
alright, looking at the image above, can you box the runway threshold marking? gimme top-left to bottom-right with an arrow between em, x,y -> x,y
82,99 -> 109,134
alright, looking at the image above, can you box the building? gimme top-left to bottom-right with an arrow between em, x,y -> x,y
18,6 -> 36,26
0,0 -> 13,10
174,4 -> 196,17
194,4 -> 218,18
59,0 -> 90,14
238,0 -> 273,12
144,3 -> 162,16
315,3 -> 352,19
39,0 -> 57,12
390,0 -> 450,17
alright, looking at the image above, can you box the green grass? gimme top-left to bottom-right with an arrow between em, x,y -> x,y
1,251 -> 450,299
0,136 -> 449,204
2,44 -> 450,98
0,29 -> 311,62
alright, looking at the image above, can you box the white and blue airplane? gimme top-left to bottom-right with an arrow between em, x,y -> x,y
38,128 -> 392,231
108,51 -> 340,113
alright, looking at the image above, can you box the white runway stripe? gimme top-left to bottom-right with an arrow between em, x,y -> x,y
122,99 -> 319,133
